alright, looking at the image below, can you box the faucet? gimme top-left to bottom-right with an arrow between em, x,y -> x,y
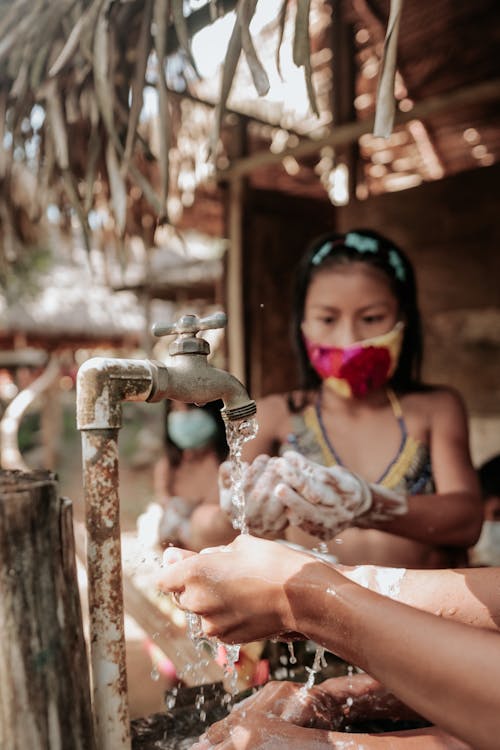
76,312 -> 256,750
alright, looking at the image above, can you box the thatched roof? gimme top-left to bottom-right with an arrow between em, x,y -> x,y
0,261 -> 149,344
0,225 -> 224,344
1,0 -> 500,257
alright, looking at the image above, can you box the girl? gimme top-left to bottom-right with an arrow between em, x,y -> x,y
223,229 -> 482,567
152,398 -> 230,551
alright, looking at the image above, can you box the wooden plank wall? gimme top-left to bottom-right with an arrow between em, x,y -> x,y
241,189 -> 335,397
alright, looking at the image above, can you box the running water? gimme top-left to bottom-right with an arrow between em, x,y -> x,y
179,416 -> 259,695
302,646 -> 327,691
210,416 -> 259,687
224,416 -> 259,533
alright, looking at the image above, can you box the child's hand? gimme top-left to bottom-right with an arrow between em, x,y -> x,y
218,455 -> 288,536
274,451 -> 407,539
158,535 -> 314,644
271,451 -> 372,539
157,496 -> 196,547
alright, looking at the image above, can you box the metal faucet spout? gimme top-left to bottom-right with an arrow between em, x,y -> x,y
147,356 -> 256,421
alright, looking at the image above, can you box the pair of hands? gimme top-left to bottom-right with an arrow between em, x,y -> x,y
189,675 -> 443,750
219,451 -> 407,540
190,678 -> 348,750
160,535 -> 317,644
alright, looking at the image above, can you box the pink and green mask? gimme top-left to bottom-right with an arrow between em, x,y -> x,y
304,322 -> 404,398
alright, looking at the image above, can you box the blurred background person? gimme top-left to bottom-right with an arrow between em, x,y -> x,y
138,399 -> 231,552
469,454 -> 500,566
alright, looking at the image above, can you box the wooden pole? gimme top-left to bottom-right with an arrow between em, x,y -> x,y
0,470 -> 95,750
226,175 -> 246,384
225,116 -> 248,385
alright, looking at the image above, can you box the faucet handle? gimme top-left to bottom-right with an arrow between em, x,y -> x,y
151,312 -> 227,356
152,312 -> 227,338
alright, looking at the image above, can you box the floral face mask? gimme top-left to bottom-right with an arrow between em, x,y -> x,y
304,321 -> 404,398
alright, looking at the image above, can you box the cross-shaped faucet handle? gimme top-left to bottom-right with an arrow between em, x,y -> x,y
151,312 -> 227,339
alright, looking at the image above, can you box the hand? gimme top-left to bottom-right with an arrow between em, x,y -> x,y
158,496 -> 196,547
274,451 -> 407,540
190,711 -> 342,750
191,714 -> 467,750
270,451 -> 372,539
158,535 -> 318,643
136,502 -> 163,547
214,679 -> 345,730
219,455 -> 288,536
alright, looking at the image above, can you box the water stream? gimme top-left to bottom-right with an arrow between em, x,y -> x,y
180,416 -> 259,697
224,416 -> 259,534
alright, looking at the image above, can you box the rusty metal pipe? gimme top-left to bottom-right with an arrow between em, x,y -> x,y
76,329 -> 255,750
77,358 -> 156,750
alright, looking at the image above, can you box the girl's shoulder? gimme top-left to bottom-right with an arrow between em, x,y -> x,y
257,389 -> 314,417
243,391 -> 309,459
400,385 -> 467,425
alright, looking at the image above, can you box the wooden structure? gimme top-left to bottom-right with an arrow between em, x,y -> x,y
0,471 -> 94,749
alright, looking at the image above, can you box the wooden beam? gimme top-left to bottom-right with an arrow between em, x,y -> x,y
217,78 -> 500,180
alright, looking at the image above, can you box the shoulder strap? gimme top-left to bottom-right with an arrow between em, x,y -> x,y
386,387 -> 403,419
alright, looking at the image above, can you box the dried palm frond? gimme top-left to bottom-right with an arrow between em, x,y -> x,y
373,0 -> 404,137
0,0 -> 322,271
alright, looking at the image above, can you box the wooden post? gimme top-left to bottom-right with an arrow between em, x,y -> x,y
0,470 -> 95,749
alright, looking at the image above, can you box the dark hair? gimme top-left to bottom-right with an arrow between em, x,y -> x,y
478,454 -> 500,499
291,228 -> 423,393
163,399 -> 229,467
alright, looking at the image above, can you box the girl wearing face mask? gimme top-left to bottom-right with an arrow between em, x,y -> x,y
151,399 -> 232,551
223,228 -> 482,568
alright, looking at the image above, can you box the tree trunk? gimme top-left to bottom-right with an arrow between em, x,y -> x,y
0,470 -> 95,749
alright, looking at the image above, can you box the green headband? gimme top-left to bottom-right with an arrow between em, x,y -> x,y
311,231 -> 406,282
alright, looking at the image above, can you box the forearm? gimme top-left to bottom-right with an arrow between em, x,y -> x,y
325,728 -> 470,749
287,564 -> 500,750
338,565 -> 500,631
370,490 -> 482,547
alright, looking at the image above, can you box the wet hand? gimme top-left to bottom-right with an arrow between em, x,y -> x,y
158,535 -> 314,643
158,496 -> 195,546
219,455 -> 288,536
190,711 -> 342,750
274,452 -> 407,539
272,451 -> 373,539
219,679 -> 344,730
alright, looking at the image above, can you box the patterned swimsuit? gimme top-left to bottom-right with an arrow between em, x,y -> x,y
280,389 -> 435,496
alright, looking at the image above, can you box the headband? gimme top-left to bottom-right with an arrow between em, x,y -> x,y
311,231 -> 406,282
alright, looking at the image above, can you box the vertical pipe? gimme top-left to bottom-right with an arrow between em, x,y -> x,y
82,429 -> 131,750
